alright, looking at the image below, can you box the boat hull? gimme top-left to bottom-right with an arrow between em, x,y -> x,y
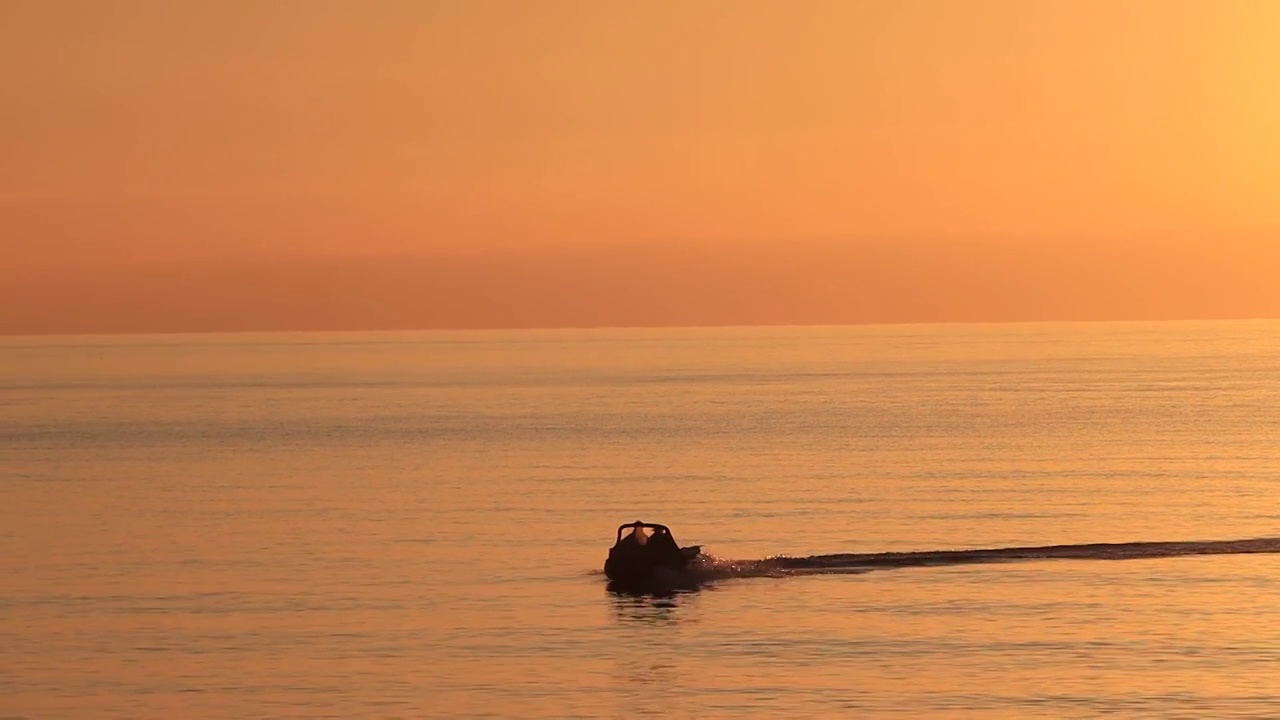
603,546 -> 702,584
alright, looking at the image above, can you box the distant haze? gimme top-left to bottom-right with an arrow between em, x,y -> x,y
3,2 -> 1278,333
4,238 -> 1277,334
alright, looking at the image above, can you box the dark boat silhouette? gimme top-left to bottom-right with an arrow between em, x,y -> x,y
603,521 -> 702,588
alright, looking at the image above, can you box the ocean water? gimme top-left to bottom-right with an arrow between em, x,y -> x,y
5,320 -> 1280,718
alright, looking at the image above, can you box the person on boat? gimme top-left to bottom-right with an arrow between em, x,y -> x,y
631,525 -> 648,544
648,526 -> 680,559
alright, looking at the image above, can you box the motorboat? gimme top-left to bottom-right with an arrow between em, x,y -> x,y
603,521 -> 701,586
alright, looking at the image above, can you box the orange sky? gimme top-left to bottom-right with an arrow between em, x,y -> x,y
2,1 -> 1279,333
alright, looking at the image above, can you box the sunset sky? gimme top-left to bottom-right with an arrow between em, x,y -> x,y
3,1 -> 1279,333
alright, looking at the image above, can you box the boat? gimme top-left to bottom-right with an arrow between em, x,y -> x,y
603,521 -> 702,586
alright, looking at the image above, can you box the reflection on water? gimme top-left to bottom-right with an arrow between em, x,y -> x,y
607,591 -> 688,623
605,575 -> 711,598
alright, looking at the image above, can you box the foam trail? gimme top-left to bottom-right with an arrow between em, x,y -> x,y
697,536 -> 1280,580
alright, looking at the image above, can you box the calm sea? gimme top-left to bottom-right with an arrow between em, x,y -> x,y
5,321 -> 1280,718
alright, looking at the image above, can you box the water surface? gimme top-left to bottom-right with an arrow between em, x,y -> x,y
5,321 -> 1280,718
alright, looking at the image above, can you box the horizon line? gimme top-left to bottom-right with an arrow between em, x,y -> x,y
4,315 -> 1278,341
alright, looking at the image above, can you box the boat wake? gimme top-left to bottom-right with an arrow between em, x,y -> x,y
692,536 -> 1280,582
